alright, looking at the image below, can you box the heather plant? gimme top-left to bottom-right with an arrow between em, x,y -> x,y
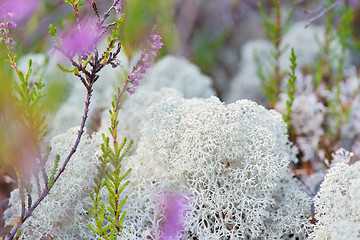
256,0 -> 293,107
252,0 -> 359,196
0,3 -> 49,238
3,0 -> 360,239
2,0 -> 163,239
283,47 -> 297,134
119,0 -> 179,57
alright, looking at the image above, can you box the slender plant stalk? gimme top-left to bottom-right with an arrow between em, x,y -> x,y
6,87 -> 93,240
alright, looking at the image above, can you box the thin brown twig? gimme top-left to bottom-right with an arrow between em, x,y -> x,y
305,0 -> 344,27
6,87 -> 94,240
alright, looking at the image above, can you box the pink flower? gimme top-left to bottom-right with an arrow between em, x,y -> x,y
158,192 -> 189,240
127,87 -> 136,94
135,72 -> 143,80
61,19 -> 99,57
151,34 -> 161,41
125,32 -> 164,95
0,0 -> 39,22
132,80 -> 140,87
347,0 -> 356,6
137,66 -> 146,74
128,72 -> 136,80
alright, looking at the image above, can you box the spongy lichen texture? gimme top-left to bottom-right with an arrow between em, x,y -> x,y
121,96 -> 311,239
4,96 -> 311,240
310,154 -> 360,240
145,56 -> 215,98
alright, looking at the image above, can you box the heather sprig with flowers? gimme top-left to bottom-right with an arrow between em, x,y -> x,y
2,0 -> 360,239
0,2 -> 49,239
1,0 -> 162,238
127,33 -> 164,94
255,0 -> 359,197
87,23 -> 163,238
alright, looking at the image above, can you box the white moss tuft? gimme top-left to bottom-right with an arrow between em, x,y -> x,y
310,152 -> 360,240
122,96 -> 311,239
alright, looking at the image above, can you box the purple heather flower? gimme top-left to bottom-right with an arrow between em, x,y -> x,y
127,87 -> 136,95
347,0 -> 356,6
0,0 -> 39,22
128,72 -> 136,80
144,62 -> 151,68
61,19 -> 99,57
151,41 -> 164,50
137,66 -> 146,74
135,72 -> 143,80
132,80 -> 140,87
144,53 -> 152,62
151,34 -> 161,41
8,22 -> 16,29
158,192 -> 189,240
126,32 -> 164,95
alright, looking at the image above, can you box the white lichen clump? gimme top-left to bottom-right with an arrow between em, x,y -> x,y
121,96 -> 311,239
5,95 -> 311,239
144,56 -> 215,98
310,149 -> 360,240
4,127 -> 100,240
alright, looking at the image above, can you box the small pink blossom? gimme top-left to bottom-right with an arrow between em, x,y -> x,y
61,19 -> 99,57
126,32 -> 164,94
8,22 -> 16,29
347,0 -> 356,6
158,192 -> 190,240
151,34 -> 161,41
0,0 -> 39,22
127,87 -> 136,94
151,41 -> 164,50
132,80 -> 140,87
137,66 -> 146,74
144,53 -> 152,62
135,72 -> 143,80
144,62 -> 151,68
128,72 -> 136,80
